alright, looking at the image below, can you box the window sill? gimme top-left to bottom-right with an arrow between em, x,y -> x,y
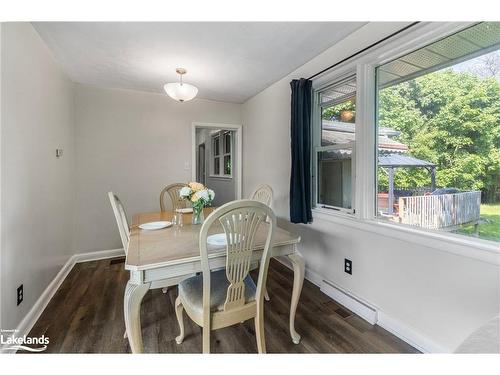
208,175 -> 233,180
312,206 -> 357,220
312,208 -> 500,266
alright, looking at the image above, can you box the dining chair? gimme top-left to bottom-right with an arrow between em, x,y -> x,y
250,184 -> 274,301
174,199 -> 276,353
159,183 -> 188,294
107,191 -> 130,339
160,183 -> 188,212
250,184 -> 273,207
108,191 -> 130,254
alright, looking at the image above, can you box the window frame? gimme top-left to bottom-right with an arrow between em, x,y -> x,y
310,21 -> 500,260
313,73 -> 358,215
210,130 -> 233,179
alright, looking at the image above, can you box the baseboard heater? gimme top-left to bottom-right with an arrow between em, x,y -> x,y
320,279 -> 378,325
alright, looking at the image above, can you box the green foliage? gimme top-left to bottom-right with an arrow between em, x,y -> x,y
322,100 -> 356,122
379,69 -> 500,202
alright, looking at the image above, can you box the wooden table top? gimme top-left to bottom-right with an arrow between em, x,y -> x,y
126,208 -> 301,271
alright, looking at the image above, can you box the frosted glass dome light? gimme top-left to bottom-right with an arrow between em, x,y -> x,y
164,68 -> 198,102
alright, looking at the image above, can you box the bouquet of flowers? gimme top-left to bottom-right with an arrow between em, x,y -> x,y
179,182 -> 215,224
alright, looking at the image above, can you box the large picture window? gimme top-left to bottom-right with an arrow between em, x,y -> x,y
314,76 -> 357,213
376,22 -> 499,242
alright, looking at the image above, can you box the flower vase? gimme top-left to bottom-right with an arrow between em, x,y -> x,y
192,206 -> 204,225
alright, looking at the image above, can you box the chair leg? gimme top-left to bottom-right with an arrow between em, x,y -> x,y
264,287 -> 270,301
175,296 -> 185,344
202,328 -> 210,354
255,312 -> 266,353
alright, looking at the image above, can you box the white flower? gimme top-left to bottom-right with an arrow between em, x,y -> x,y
197,189 -> 209,201
179,186 -> 192,198
208,189 -> 215,200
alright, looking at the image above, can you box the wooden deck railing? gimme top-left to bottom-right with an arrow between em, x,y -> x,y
398,191 -> 481,229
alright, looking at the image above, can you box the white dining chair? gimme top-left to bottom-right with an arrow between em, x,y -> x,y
108,191 -> 130,254
250,184 -> 274,301
251,184 -> 273,207
160,183 -> 188,294
108,191 -> 131,339
160,183 -> 188,212
174,199 -> 276,353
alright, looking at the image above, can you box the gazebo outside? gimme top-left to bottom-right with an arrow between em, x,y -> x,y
378,154 -> 436,215
378,153 -> 481,231
320,121 -> 482,231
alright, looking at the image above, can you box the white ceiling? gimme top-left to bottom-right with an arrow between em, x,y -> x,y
32,22 -> 366,103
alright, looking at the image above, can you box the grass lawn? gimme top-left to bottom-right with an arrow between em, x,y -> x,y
458,203 -> 500,242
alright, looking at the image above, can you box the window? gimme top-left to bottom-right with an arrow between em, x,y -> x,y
310,22 -> 500,252
211,130 -> 232,177
223,131 -> 231,175
212,134 -> 220,175
314,76 -> 357,213
375,22 -> 500,243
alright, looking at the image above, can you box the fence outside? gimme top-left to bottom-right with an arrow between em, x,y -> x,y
398,191 -> 481,229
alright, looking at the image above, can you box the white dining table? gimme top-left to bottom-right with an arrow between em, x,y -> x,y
124,208 -> 305,353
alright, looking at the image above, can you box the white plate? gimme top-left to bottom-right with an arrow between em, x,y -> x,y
176,208 -> 193,213
139,221 -> 172,230
207,233 -> 243,246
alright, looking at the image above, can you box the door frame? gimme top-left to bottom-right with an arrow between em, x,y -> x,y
197,142 -> 206,185
191,122 -> 242,199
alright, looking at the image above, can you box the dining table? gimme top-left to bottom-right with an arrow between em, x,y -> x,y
124,208 -> 305,353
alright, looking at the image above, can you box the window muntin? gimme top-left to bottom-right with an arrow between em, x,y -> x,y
375,22 -> 500,243
314,75 -> 357,212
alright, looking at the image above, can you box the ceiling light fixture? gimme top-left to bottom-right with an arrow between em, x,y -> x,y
164,68 -> 198,102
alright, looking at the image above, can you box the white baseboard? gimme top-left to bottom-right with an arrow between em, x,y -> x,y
274,256 -> 323,287
1,255 -> 77,353
377,311 -> 448,353
74,248 -> 125,263
276,259 -> 446,353
1,248 -> 124,353
320,279 -> 378,325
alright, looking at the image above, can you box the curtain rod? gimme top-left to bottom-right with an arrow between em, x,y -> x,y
307,22 -> 420,81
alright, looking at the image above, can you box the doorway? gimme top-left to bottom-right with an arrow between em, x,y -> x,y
192,122 -> 242,206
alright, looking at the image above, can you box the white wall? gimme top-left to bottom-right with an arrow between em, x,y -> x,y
242,22 -> 500,352
1,23 -> 75,331
73,85 -> 241,253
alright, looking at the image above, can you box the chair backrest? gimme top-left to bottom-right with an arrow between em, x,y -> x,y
251,184 -> 273,207
199,199 -> 276,315
108,191 -> 130,255
160,183 -> 188,212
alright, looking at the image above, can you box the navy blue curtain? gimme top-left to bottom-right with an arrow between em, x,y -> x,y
290,78 -> 313,224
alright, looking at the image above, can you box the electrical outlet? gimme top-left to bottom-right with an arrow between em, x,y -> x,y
17,284 -> 23,305
344,259 -> 352,275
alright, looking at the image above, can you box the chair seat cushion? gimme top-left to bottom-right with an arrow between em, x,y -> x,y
178,269 -> 256,315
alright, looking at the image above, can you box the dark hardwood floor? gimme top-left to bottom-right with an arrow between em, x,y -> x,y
27,258 -> 419,353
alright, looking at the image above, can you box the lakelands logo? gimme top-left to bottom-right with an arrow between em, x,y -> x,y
1,329 -> 49,352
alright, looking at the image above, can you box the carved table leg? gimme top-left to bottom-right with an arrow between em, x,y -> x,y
288,251 -> 305,344
124,280 -> 150,353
